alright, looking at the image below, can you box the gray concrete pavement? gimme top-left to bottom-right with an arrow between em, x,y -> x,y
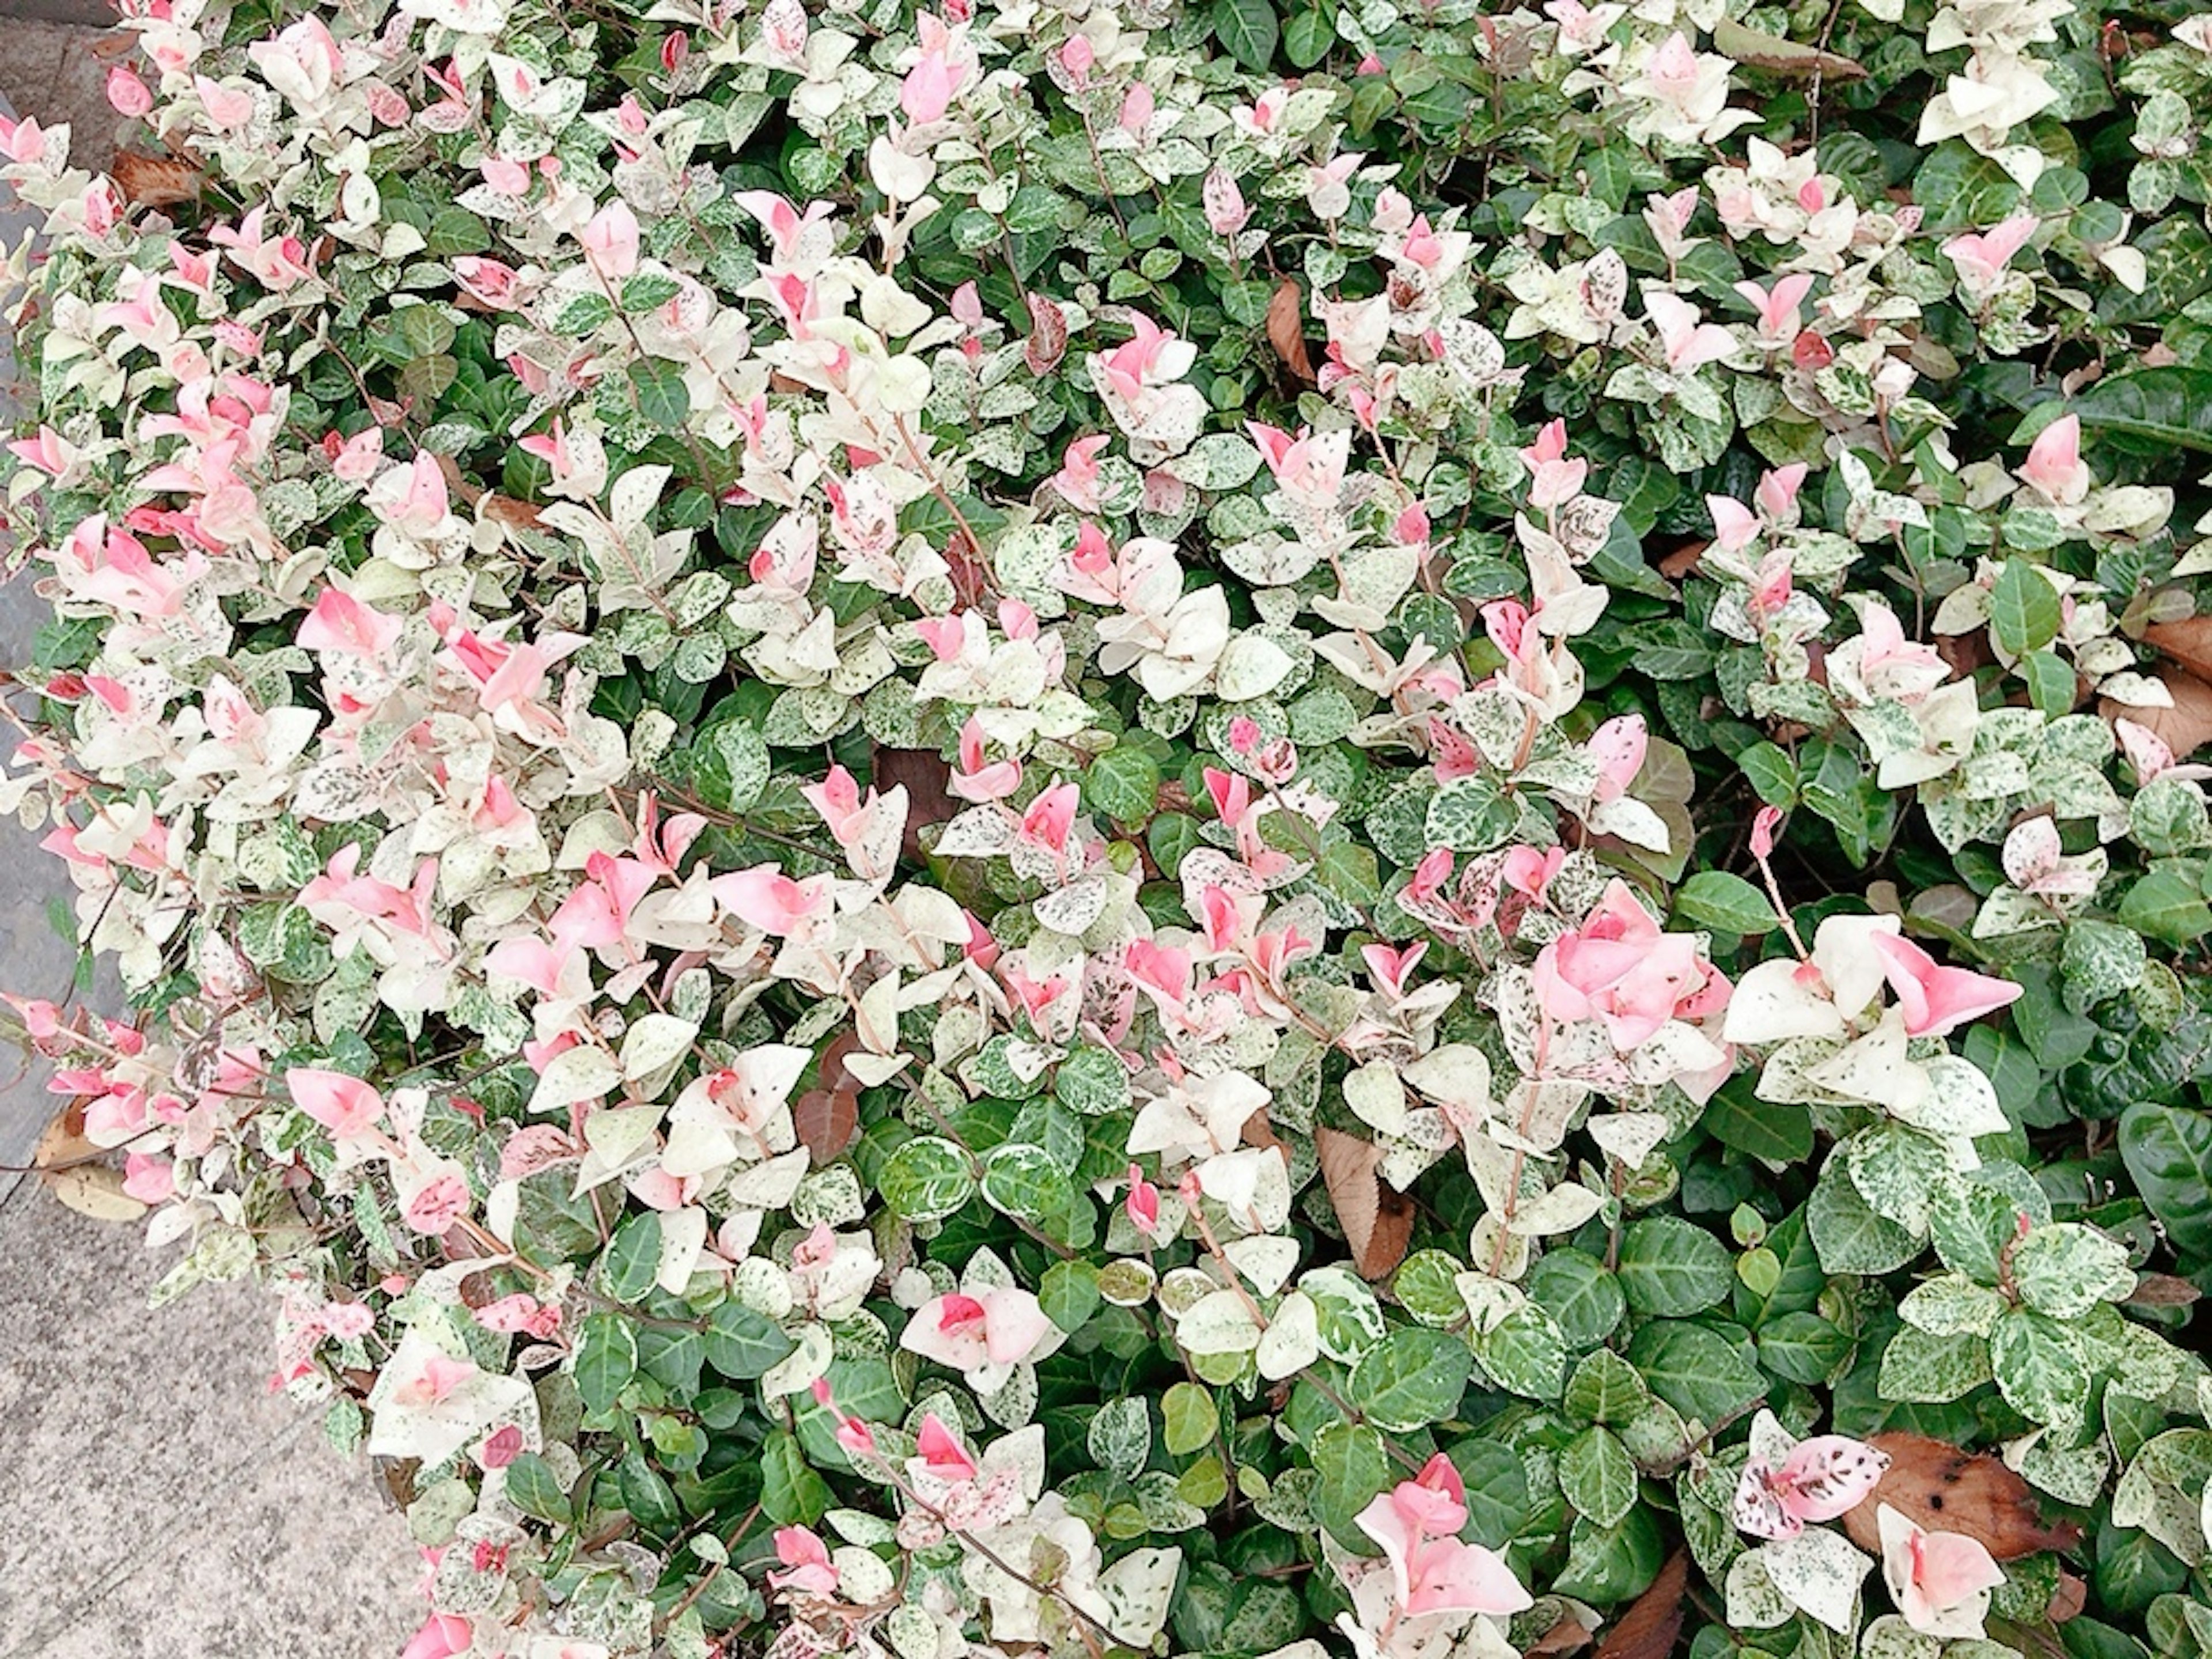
0,1199 -> 418,1659
0,44 -> 422,1659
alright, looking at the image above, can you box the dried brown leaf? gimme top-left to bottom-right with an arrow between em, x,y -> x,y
2145,618 -> 2212,684
1593,1551 -> 1686,1659
2048,1567 -> 2088,1623
1240,1107 -> 1283,1153
2103,668 -> 2212,762
1314,1126 -> 1412,1281
33,1096 -> 96,1169
1839,1433 -> 2083,1560
1527,1612 -> 1593,1656
43,1163 -> 147,1222
483,494 -> 548,531
1268,279 -> 1315,385
111,151 -> 202,207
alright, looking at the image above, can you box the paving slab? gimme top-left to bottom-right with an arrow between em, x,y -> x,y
0,1197 -> 419,1659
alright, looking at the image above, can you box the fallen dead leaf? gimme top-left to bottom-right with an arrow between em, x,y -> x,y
2145,617 -> 2212,684
1839,1433 -> 2084,1560
1656,540 -> 1705,580
2102,668 -> 2212,762
1268,279 -> 1315,386
1315,1126 -> 1413,1281
2048,1568 -> 2087,1623
1239,1107 -> 1283,1153
482,494 -> 548,531
1593,1551 -> 1686,1659
1936,626 -> 1996,685
41,1162 -> 147,1222
1527,1611 -> 1594,1656
33,1094 -> 97,1169
111,151 -> 202,208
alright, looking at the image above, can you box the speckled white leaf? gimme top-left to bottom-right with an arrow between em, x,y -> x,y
1763,1526 -> 1872,1633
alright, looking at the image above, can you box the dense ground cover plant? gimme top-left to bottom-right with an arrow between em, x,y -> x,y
14,0 -> 2212,1650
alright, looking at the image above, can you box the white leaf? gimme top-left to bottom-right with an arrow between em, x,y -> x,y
1507,1179 -> 1607,1237
573,1103 -> 664,1194
1097,1547 -> 1181,1646
1344,1062 -> 1408,1135
610,464 -> 672,533
1402,1044 -> 1493,1115
531,1044 -> 623,1114
1255,1290 -> 1321,1380
1215,633 -> 1294,702
1762,1528 -> 1872,1634
1175,1288 -> 1263,1354
1223,1235 -> 1301,1297
657,1204 -> 710,1294
620,1014 -> 699,1090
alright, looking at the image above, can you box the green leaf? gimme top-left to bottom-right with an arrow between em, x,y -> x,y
2021,649 -> 2077,717
628,359 -> 692,430
1084,745 -> 1162,826
761,1429 -> 831,1525
1089,1396 -> 1152,1479
1056,1046 -> 1131,1116
600,1210 -> 664,1304
1807,1168 -> 1923,1275
1672,871 -> 1777,935
1756,1312 -> 1854,1385
2013,1222 -> 2135,1318
1564,1348 -> 1649,1425
2119,1103 -> 2212,1259
1282,5 -> 1334,66
703,1301 -> 797,1381
620,272 -> 683,312
637,1324 -> 705,1396
1552,1508 -> 1665,1604
1348,1327 -> 1472,1431
503,1451 -> 572,1525
1473,1305 -> 1568,1401
1560,1427 -> 1639,1528
1737,741 -> 1798,808
1701,1082 -> 1813,1163
1040,1258 -> 1100,1334
691,718 -> 770,815
879,1135 -> 976,1222
2118,868 -> 2212,948
575,1310 -> 638,1415
1443,1438 -> 1531,1549
1991,559 -> 2062,656
1616,1217 -> 1734,1317
1213,0 -> 1279,70
2072,367 -> 2212,455
1527,1248 -> 1627,1349
1163,1381 -> 1218,1456
1624,1321 -> 1764,1425
1309,1421 -> 1392,1546
618,1448 -> 681,1534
